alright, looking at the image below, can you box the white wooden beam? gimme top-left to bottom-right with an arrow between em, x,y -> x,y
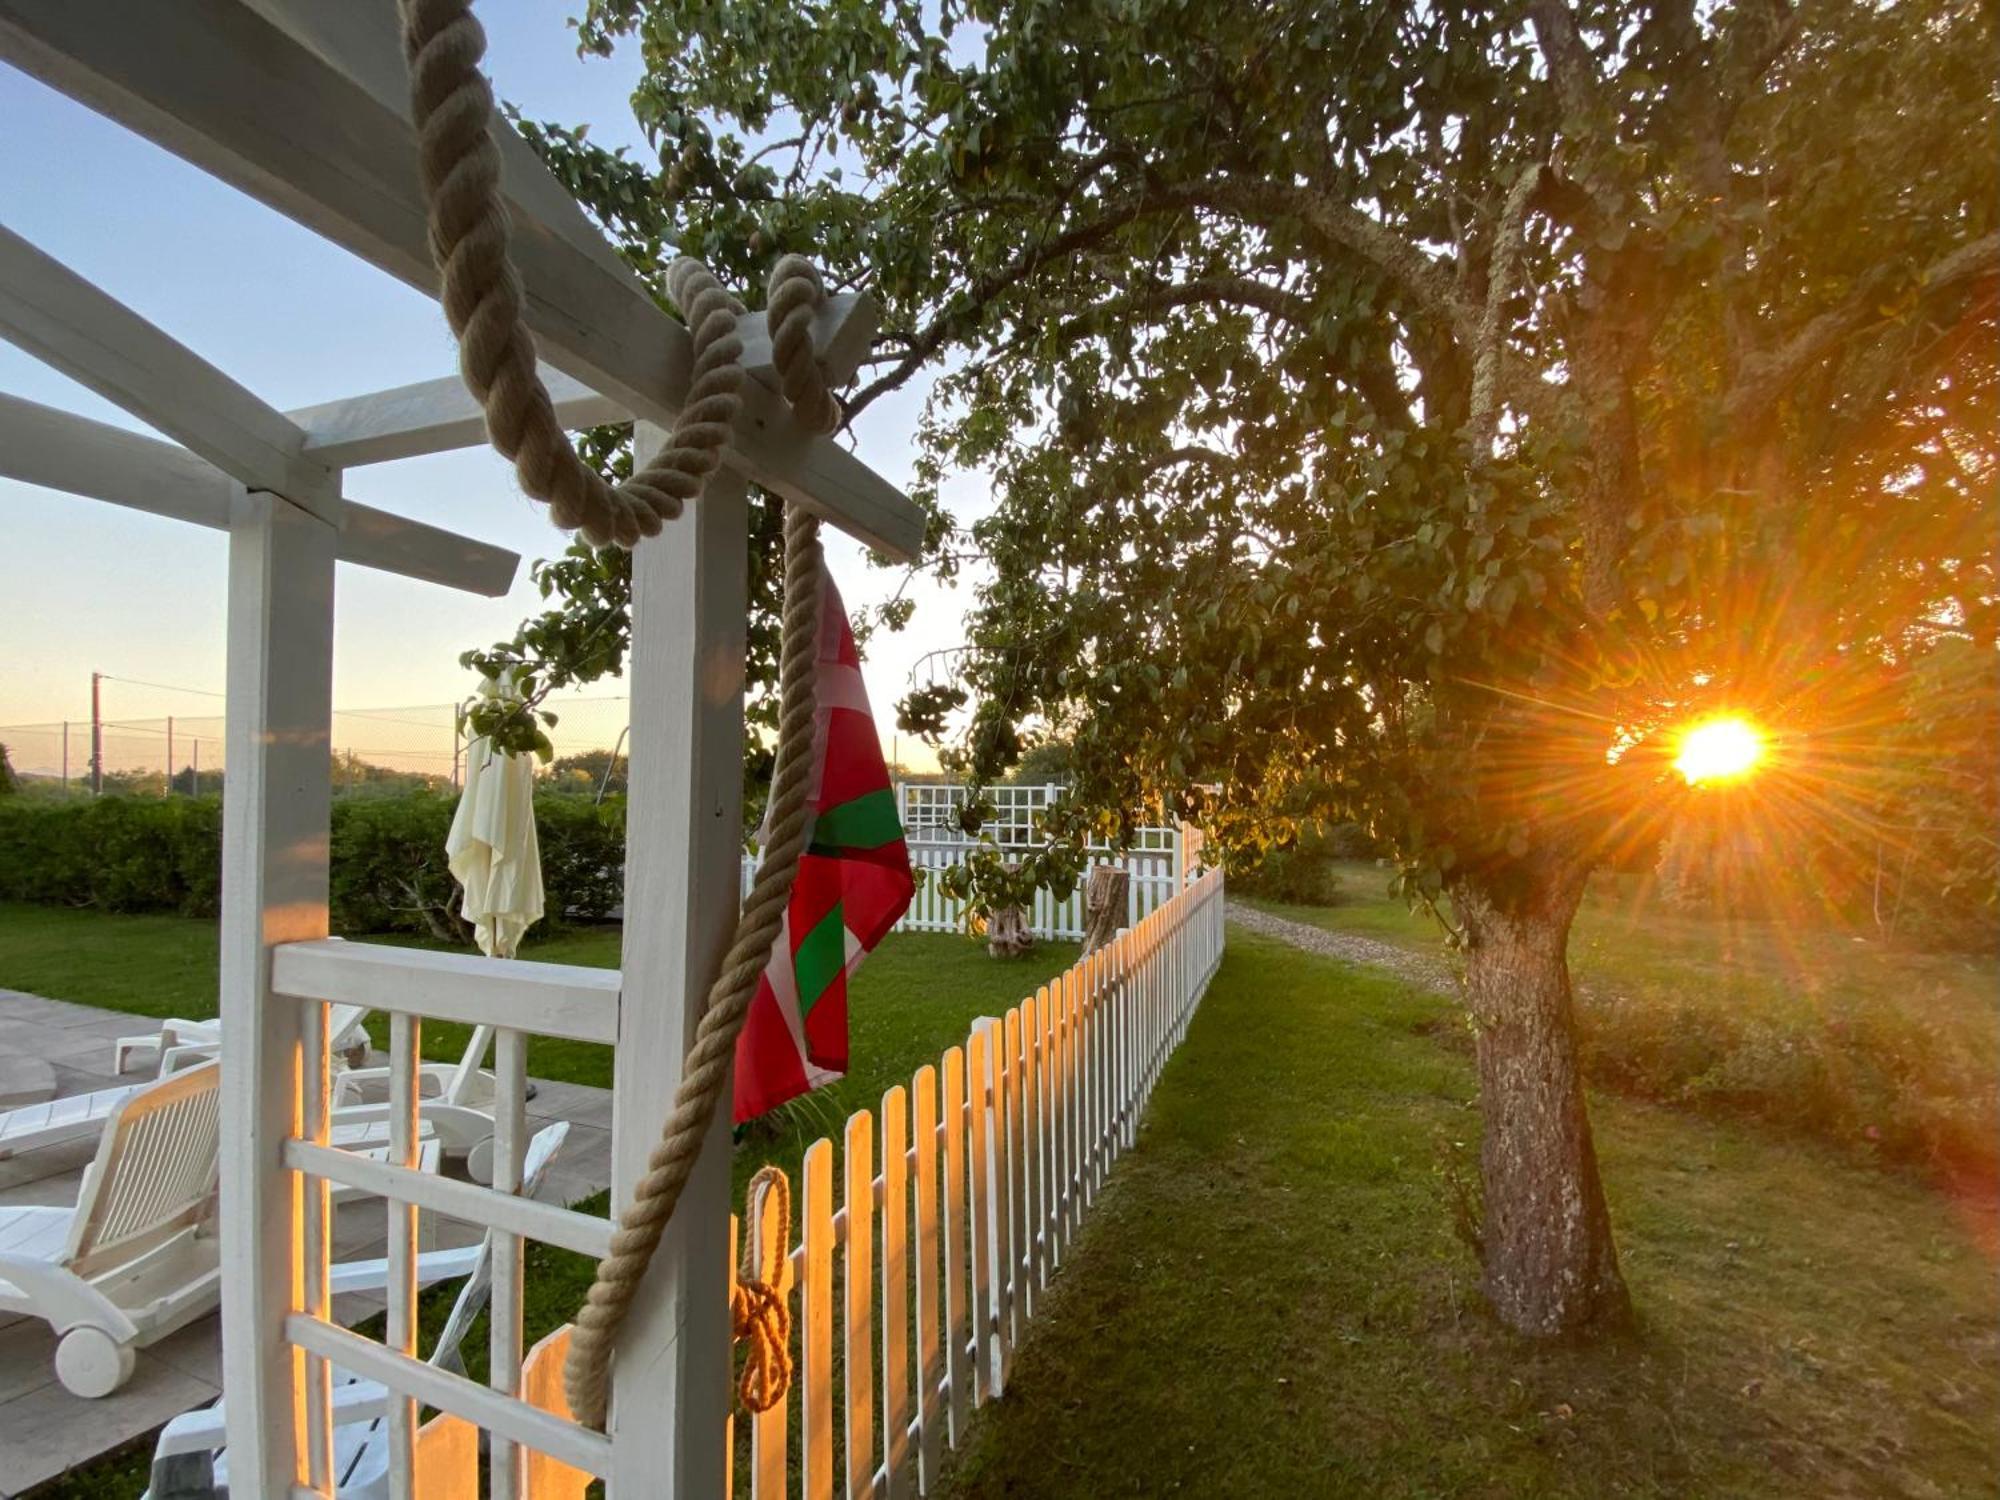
0,223 -> 340,521
0,390 -> 228,527
0,0 -> 926,560
272,940 -> 620,1046
290,369 -> 628,470
294,290 -> 875,470
0,393 -> 520,596
610,423 -> 741,1495
216,487 -> 337,1495
739,291 -> 881,392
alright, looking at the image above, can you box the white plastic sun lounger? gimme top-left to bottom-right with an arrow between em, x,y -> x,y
0,1067 -> 440,1169
0,1062 -> 225,1397
333,1023 -> 507,1181
113,1000 -> 373,1075
0,1072 -> 446,1399
145,1121 -> 572,1499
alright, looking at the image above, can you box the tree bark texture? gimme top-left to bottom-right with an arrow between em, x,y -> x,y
1081,863 -> 1129,954
986,861 -> 1035,958
986,903 -> 1034,958
1454,861 -> 1631,1336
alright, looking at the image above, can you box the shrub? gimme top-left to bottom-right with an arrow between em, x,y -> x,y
535,792 -> 627,922
1574,981 -> 1999,1189
330,793 -> 465,939
0,796 -> 222,914
1232,821 -> 1348,906
0,789 -> 637,936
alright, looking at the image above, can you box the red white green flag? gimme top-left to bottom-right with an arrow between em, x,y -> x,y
734,575 -> 915,1122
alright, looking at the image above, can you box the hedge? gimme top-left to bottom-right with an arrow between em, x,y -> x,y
0,791 -> 627,936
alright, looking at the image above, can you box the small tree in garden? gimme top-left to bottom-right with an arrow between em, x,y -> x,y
0,744 -> 18,797
483,0 -> 1992,1336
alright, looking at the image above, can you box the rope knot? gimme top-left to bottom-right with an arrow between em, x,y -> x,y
730,1166 -> 793,1414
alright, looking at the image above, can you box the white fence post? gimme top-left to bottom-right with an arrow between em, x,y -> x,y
608,434 -> 745,1496
217,488 -> 337,1494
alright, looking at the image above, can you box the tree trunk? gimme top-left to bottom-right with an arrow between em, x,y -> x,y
986,861 -> 1036,959
1081,864 -> 1129,954
986,903 -> 1034,958
1453,860 -> 1631,1337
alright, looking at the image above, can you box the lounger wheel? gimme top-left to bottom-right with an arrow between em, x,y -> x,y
465,1134 -> 497,1186
55,1325 -> 136,1398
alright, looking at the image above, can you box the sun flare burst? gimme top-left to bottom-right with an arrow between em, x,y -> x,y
1674,716 -> 1765,786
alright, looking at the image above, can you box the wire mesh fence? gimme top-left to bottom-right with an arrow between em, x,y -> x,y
0,695 -> 640,798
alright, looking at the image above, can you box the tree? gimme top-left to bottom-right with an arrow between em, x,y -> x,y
549,746 -> 631,797
1007,737 -> 1075,786
496,0 -> 1993,1335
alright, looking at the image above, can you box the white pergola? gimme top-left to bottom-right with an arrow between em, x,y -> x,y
0,2 -> 922,1494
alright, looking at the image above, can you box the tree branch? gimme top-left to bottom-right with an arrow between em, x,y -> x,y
1054,274 -> 1316,337
846,201 -> 1154,416
1527,1 -> 1607,127
1182,178 -> 1470,337
1466,162 -> 1549,450
1722,232 -> 2000,424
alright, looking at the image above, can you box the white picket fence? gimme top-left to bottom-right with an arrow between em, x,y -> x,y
727,865 -> 1227,1498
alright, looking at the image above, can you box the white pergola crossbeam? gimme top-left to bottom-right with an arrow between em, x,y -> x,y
0,0 -> 925,559
0,223 -> 341,522
291,291 -> 879,471
290,368 -> 628,470
0,392 -> 518,596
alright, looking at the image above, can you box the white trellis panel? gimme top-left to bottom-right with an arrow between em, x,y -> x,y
744,785 -> 1199,942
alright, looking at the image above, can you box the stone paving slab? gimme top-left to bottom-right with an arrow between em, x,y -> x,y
0,990 -> 615,1497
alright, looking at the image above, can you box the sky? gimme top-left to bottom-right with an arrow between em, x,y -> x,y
0,4 -> 978,775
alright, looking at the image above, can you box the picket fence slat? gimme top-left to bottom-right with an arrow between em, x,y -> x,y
743,867 -> 1223,1499
803,1140 -> 836,1500
750,1169 -> 791,1498
879,1087 -> 913,1499
938,1046 -> 969,1443
963,1023 -> 997,1405
909,1066 -> 943,1489
843,1111 -> 875,1500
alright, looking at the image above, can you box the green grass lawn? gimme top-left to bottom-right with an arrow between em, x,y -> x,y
1244,861 -> 1997,1024
1243,865 -> 2000,1185
937,931 -> 2000,1499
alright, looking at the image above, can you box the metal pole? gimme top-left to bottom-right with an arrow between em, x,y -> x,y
61,720 -> 69,794
193,739 -> 200,792
90,671 -> 103,795
595,723 -> 630,806
167,715 -> 175,795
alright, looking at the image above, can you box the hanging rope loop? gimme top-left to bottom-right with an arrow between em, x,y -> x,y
730,1166 -> 794,1414
398,0 -> 846,1432
399,0 -> 839,548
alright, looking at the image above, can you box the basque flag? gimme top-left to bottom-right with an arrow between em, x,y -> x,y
733,575 -> 916,1122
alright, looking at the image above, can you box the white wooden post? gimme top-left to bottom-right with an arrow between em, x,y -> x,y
609,424 -> 745,1496
217,488 -> 338,1495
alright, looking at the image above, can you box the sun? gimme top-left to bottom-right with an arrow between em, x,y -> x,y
1674,716 -> 1765,786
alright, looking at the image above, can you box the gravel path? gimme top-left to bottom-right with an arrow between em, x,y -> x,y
1225,899 -> 1461,996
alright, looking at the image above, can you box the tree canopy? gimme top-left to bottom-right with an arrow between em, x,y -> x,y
481,0 -> 1995,1334
512,0 -> 1994,907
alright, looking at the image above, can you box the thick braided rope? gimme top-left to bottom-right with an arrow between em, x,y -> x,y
398,0 -> 845,1428
562,500 -> 822,1429
403,0 -> 775,547
729,1166 -> 794,1413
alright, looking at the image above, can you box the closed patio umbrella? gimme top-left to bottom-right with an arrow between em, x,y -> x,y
444,675 -> 546,1120
447,675 -> 545,960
